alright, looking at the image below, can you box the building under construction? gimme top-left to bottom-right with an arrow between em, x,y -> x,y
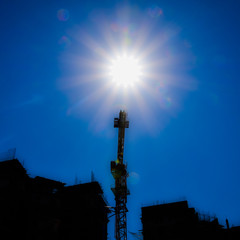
0,158 -> 109,240
141,200 -> 240,240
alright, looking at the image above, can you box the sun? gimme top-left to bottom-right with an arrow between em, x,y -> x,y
109,54 -> 142,87
60,7 -> 195,134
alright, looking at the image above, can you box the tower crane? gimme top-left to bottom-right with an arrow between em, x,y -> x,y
111,110 -> 129,240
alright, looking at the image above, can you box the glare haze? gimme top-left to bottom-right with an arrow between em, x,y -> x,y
0,0 -> 240,239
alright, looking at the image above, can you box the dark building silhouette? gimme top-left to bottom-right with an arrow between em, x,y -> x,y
141,200 -> 240,240
0,159 -> 109,240
57,182 -> 109,239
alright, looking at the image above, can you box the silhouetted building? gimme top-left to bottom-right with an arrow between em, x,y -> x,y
141,200 -> 239,240
228,226 -> 240,239
0,159 -> 30,239
57,182 -> 108,239
0,159 -> 109,240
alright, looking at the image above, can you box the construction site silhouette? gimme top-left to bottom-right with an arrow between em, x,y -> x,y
0,157 -> 239,239
0,158 -> 109,240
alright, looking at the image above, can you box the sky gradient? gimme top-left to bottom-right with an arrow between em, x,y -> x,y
0,0 -> 240,239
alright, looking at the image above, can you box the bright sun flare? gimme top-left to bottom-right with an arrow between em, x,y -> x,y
109,55 -> 142,87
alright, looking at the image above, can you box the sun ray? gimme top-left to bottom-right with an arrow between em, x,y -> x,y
89,84 -> 120,132
59,7 -> 195,134
130,87 -> 158,134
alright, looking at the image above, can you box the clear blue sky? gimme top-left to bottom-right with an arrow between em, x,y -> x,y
0,0 -> 240,238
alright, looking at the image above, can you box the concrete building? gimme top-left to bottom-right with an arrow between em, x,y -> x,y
141,200 -> 239,240
0,159 -> 109,240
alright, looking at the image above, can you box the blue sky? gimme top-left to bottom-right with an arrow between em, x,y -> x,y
0,0 -> 240,238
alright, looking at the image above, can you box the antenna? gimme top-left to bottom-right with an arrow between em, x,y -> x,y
0,148 -> 16,161
91,171 -> 95,182
75,175 -> 78,185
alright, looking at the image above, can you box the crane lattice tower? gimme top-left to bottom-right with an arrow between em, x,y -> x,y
111,110 -> 130,240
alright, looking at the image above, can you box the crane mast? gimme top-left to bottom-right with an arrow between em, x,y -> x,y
111,110 -> 129,240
